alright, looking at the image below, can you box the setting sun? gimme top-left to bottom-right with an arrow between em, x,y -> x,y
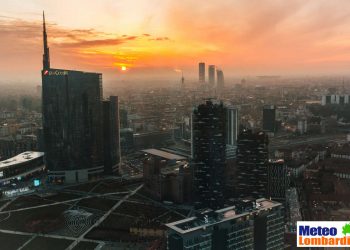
121,66 -> 127,71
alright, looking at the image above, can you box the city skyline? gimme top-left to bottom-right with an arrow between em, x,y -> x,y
1,1 -> 350,249
2,0 -> 350,83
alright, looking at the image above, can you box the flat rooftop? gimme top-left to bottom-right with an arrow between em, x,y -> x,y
166,198 -> 281,234
141,149 -> 186,161
0,151 -> 44,169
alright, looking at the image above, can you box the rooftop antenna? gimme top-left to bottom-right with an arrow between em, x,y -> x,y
43,11 -> 50,70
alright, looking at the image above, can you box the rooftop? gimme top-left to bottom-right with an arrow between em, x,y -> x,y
141,149 -> 186,161
166,198 -> 281,234
0,151 -> 44,169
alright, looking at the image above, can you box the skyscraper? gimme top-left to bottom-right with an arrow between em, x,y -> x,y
263,105 -> 276,133
192,100 -> 226,209
226,106 -> 239,160
236,130 -> 269,198
119,108 -> 129,129
208,65 -> 215,86
267,159 -> 289,203
226,106 -> 239,146
216,69 -> 224,92
42,13 -> 105,183
103,96 -> 121,174
199,62 -> 205,83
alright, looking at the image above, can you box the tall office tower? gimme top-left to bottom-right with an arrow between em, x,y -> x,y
263,105 -> 276,133
181,72 -> 185,89
42,13 -> 104,183
192,100 -> 226,209
216,69 -> 224,92
166,198 -> 284,250
236,130 -> 269,198
226,106 -> 239,160
267,159 -> 289,203
119,108 -> 128,129
208,65 -> 216,86
120,128 -> 134,154
103,96 -> 121,174
198,62 -> 205,83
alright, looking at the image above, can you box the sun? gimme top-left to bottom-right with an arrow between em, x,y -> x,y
121,66 -> 127,71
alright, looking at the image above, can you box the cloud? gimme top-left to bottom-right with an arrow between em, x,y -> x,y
2,0 -> 350,81
162,0 -> 350,73
148,36 -> 169,41
57,36 -> 138,48
0,16 -> 173,78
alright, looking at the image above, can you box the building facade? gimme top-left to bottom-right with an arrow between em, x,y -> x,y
262,105 -> 276,133
267,159 -> 289,203
166,198 -> 284,250
216,69 -> 224,92
321,94 -> 350,105
208,65 -> 216,86
199,62 -> 205,83
42,69 -> 104,183
142,149 -> 191,203
226,106 -> 239,160
41,13 -> 114,183
192,100 -> 226,209
103,96 -> 121,174
236,130 -> 269,198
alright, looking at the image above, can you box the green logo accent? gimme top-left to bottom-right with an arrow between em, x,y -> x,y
342,223 -> 350,236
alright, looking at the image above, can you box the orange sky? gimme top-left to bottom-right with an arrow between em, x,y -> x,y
1,0 -> 350,83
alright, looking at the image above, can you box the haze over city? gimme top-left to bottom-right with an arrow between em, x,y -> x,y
2,0 -> 350,84
1,1 -> 350,249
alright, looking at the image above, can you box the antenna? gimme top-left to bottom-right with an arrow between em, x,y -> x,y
43,11 -> 50,70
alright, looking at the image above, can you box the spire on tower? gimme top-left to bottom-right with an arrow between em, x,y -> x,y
43,11 -> 50,70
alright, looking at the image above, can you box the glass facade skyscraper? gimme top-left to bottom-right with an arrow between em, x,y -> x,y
42,69 -> 104,182
41,13 -> 118,183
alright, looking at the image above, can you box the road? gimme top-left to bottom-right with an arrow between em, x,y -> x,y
0,183 -> 144,250
269,134 -> 346,150
0,190 -> 139,215
65,184 -> 144,250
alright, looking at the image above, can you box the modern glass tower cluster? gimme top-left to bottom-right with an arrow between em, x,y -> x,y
41,13 -> 120,183
171,98 -> 285,249
198,62 -> 225,93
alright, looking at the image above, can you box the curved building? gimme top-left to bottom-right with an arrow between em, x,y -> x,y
0,151 -> 44,186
